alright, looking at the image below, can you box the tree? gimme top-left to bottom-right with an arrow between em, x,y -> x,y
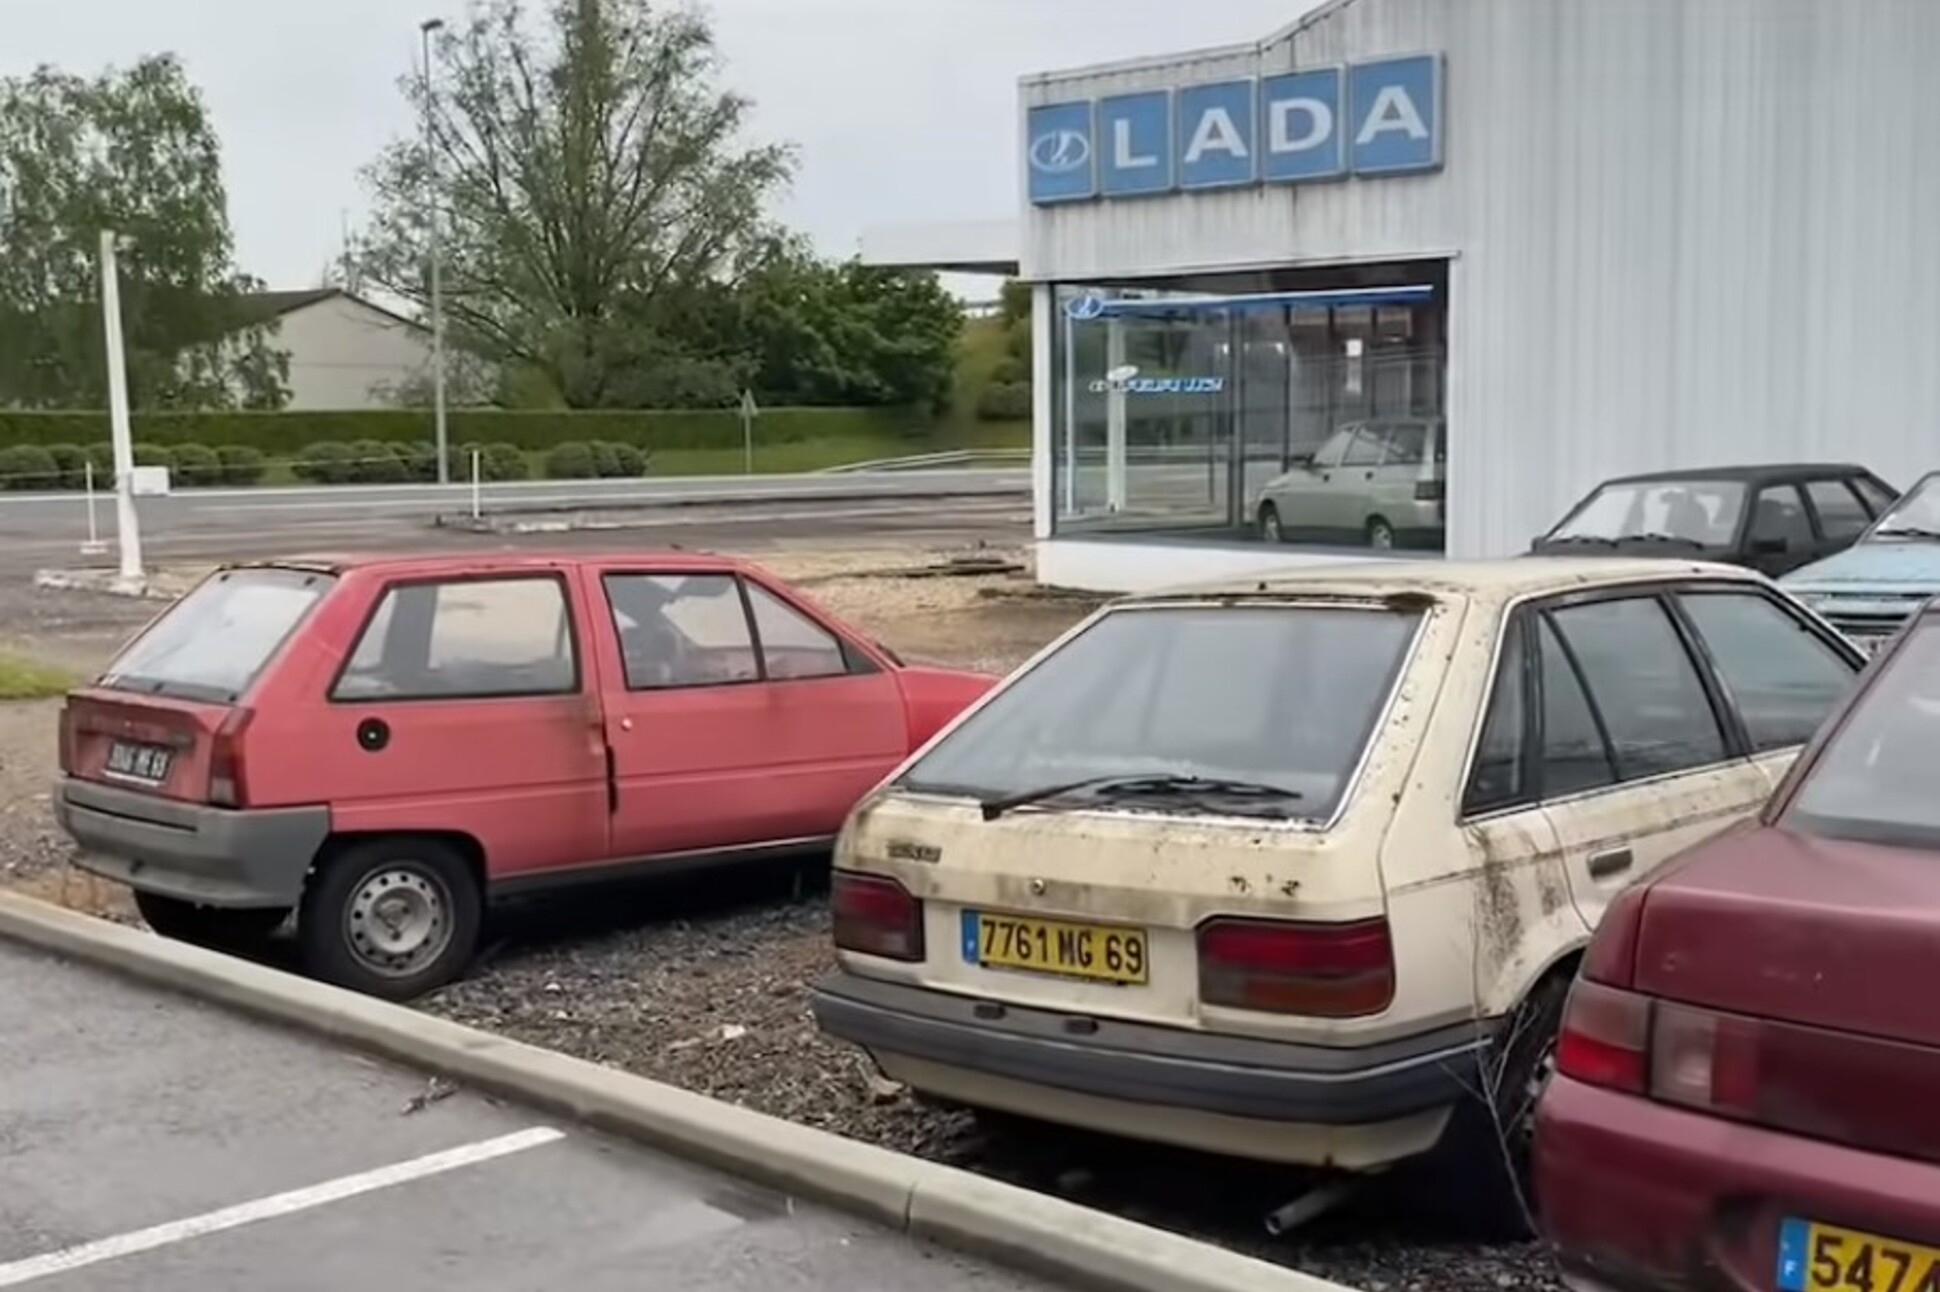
356,0 -> 795,408
0,55 -> 289,410
726,242 -> 962,412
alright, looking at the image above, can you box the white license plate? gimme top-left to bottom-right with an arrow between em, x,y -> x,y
105,741 -> 172,782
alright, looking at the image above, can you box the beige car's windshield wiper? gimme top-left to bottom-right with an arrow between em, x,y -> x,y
978,773 -> 1303,821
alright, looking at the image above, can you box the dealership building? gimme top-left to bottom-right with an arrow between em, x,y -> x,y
866,0 -> 1940,591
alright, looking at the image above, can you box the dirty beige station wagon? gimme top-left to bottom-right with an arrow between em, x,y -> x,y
811,558 -> 1866,1234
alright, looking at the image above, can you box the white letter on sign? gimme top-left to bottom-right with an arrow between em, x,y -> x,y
1113,118 -> 1158,169
1355,86 -> 1428,145
1269,97 -> 1333,153
1184,107 -> 1249,162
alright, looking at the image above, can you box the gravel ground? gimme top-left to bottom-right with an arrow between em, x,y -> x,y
0,538 -> 1565,1291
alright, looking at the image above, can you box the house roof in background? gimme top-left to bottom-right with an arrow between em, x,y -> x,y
238,286 -> 429,334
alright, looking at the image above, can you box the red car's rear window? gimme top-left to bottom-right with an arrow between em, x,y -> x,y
100,567 -> 336,704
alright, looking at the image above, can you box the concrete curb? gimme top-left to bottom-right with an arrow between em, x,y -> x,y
31,568 -> 183,601
0,892 -> 1355,1292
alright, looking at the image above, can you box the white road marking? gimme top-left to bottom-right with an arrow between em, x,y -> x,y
0,1125 -> 565,1287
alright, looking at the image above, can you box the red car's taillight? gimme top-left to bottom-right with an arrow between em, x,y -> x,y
1648,1001 -> 1762,1116
831,871 -> 924,961
1196,917 -> 1395,1018
208,708 -> 254,808
1555,979 -> 1652,1094
1556,881 -> 1654,1092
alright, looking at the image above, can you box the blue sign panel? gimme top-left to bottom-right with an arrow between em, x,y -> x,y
1024,53 -> 1442,205
1261,67 -> 1345,183
1177,80 -> 1256,190
1098,91 -> 1172,196
1349,54 -> 1442,175
1025,101 -> 1095,204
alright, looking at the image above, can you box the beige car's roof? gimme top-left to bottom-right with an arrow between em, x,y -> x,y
1125,556 -> 1765,609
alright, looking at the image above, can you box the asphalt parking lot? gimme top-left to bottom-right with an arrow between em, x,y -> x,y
0,940 -> 1054,1292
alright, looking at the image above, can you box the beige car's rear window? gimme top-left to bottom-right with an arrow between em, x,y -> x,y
898,602 -> 1421,822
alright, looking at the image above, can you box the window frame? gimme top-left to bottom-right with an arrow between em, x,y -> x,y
1849,472 -> 1900,518
327,570 -> 584,705
1459,610 -> 1540,818
742,577 -> 880,683
599,570 -> 881,694
1341,429 -> 1386,468
1800,475 -> 1874,543
1663,583 -> 1865,753
1459,580 -> 1824,820
1310,429 -> 1355,470
1544,588 -> 1743,785
1745,482 -> 1816,553
1534,606 -> 1630,796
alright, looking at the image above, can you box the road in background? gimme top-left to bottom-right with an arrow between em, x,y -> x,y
0,491 -> 1033,572
0,468 -> 1028,543
0,939 -> 1054,1292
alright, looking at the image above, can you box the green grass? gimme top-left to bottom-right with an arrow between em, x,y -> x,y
0,652 -> 76,700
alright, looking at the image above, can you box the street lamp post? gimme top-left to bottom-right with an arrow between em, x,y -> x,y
420,16 -> 450,485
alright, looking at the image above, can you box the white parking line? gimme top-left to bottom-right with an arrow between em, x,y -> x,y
0,1125 -> 565,1287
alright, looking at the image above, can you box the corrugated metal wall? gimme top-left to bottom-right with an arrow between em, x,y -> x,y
1022,0 -> 1940,559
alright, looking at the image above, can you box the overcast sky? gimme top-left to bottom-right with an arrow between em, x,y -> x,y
7,0 -> 1315,297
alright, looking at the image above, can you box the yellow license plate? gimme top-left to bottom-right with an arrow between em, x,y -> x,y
961,910 -> 1148,985
1781,1218 -> 1940,1292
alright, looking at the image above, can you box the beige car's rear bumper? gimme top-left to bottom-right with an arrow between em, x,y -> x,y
811,968 -> 1492,1171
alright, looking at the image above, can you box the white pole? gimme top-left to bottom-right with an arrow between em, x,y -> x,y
421,18 -> 450,485
742,407 -> 753,475
470,448 -> 481,519
1061,310 -> 1077,515
81,459 -> 103,554
100,230 -> 142,586
1105,317 -> 1128,513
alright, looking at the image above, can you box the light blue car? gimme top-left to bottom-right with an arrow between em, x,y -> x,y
1782,468 -> 1940,655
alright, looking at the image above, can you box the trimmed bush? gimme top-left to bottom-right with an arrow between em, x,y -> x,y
0,444 -> 57,491
588,440 -> 621,478
170,443 -> 224,488
294,441 -> 357,485
132,442 -> 174,469
46,443 -> 88,489
975,382 -> 1033,422
216,445 -> 267,486
84,443 -> 115,482
990,356 -> 1028,386
393,441 -> 439,482
545,441 -> 598,480
480,441 -> 529,482
609,441 -> 647,476
348,439 -> 407,484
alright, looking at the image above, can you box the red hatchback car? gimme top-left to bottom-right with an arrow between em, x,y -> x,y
54,552 -> 994,999
1535,602 -> 1940,1292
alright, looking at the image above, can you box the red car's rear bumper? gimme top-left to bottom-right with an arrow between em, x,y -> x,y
1535,1075 -> 1940,1292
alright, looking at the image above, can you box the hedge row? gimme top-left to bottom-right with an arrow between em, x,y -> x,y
0,443 -> 267,490
0,438 -> 664,489
0,406 -> 924,456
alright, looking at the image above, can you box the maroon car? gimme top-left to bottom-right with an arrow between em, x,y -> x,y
1535,600 -> 1940,1292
